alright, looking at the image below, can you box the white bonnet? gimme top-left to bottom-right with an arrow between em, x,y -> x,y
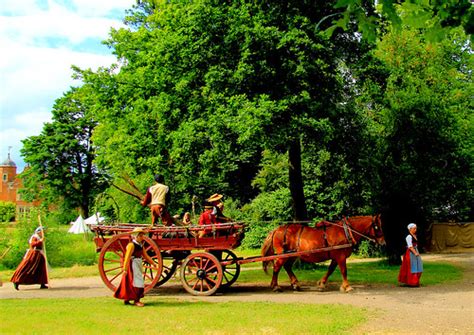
407,223 -> 416,230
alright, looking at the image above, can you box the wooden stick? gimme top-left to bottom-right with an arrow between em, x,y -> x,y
38,211 -> 51,288
0,246 -> 12,260
121,174 -> 144,198
111,183 -> 143,201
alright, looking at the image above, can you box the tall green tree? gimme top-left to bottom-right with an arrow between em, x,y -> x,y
81,0 -> 374,221
331,0 -> 473,42
359,26 -> 473,261
21,86 -> 107,218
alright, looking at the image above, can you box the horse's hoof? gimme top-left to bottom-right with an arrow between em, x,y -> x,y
272,286 -> 283,293
316,280 -> 326,291
340,286 -> 354,293
292,284 -> 301,291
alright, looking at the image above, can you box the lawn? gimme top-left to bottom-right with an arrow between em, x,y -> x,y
0,298 -> 368,335
0,252 -> 462,288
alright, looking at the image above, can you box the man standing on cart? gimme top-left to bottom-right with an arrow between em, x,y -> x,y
141,174 -> 173,226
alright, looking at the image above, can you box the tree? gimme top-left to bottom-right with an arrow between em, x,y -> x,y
360,26 -> 473,262
20,85 -> 107,218
331,0 -> 473,42
81,0 -> 374,221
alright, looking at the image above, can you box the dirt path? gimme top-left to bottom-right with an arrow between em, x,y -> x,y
1,253 -> 473,334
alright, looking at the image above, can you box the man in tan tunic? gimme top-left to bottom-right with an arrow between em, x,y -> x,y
141,174 -> 172,226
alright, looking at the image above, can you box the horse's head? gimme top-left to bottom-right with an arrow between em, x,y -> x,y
369,214 -> 386,246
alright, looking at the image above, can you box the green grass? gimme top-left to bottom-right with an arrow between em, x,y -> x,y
238,261 -> 462,286
0,257 -> 462,288
0,297 -> 367,335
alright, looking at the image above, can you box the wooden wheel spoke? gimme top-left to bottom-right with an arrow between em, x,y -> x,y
117,241 -> 126,253
109,272 -> 122,283
203,258 -> 211,269
145,267 -> 154,279
192,279 -> 201,291
190,259 -> 199,269
186,276 -> 198,286
112,250 -> 123,258
204,279 -> 212,290
103,258 -> 121,263
206,264 -> 217,272
104,266 -> 122,273
223,268 -> 235,276
144,272 -> 154,281
144,245 -> 152,254
205,276 -> 218,286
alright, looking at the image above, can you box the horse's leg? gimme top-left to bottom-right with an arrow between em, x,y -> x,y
283,258 -> 301,291
271,258 -> 285,292
337,258 -> 353,293
317,259 -> 337,290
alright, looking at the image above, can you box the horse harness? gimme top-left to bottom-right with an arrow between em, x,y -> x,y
341,217 -> 357,246
282,224 -> 306,252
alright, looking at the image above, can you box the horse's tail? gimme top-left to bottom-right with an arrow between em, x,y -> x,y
261,228 -> 277,274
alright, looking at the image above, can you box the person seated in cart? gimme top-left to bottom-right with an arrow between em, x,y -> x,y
141,174 -> 173,226
114,227 -> 157,307
197,202 -> 217,238
206,193 -> 232,223
182,212 -> 192,225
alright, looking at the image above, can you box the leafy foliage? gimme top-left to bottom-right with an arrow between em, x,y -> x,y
0,202 -> 16,222
20,86 -> 108,218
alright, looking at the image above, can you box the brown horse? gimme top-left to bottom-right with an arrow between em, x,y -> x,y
261,215 -> 385,292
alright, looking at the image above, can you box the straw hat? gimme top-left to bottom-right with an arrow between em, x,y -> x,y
207,193 -> 223,202
131,227 -> 147,235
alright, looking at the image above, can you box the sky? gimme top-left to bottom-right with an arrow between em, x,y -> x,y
0,0 -> 136,171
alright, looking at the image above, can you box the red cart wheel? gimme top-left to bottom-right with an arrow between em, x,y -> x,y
180,252 -> 223,296
155,257 -> 179,287
219,250 -> 240,289
98,233 -> 162,293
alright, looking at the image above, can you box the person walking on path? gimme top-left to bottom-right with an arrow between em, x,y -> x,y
10,227 -> 49,290
113,228 -> 157,307
398,223 -> 423,287
141,174 -> 173,226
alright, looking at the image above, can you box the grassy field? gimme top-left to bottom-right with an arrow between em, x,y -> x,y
0,251 -> 465,335
0,250 -> 462,287
0,297 -> 368,335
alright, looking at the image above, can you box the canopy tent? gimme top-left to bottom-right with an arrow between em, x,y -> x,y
429,222 -> 474,252
68,215 -> 89,234
84,212 -> 105,225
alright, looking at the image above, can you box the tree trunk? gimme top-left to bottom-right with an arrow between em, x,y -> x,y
288,138 -> 308,221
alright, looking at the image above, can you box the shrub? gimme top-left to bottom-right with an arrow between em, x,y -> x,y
240,188 -> 292,248
0,213 -> 97,269
353,240 -> 384,258
0,202 -> 16,222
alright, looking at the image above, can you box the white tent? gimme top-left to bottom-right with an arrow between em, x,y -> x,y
84,212 -> 105,225
68,215 -> 89,234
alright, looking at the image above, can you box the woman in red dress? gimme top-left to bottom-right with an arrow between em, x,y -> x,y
398,223 -> 423,287
11,227 -> 49,290
114,228 -> 157,306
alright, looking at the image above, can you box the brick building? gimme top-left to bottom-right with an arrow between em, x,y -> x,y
0,153 -> 38,217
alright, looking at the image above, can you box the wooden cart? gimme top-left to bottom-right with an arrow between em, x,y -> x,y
91,222 -> 353,296
91,222 -> 246,296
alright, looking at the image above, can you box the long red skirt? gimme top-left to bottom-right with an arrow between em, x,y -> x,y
113,267 -> 144,302
398,249 -> 422,287
10,250 -> 48,285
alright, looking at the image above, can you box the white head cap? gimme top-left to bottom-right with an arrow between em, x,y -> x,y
407,223 -> 416,230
